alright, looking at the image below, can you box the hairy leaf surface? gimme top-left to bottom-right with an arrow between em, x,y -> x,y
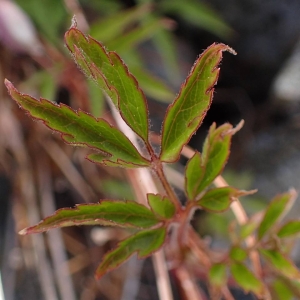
147,193 -> 176,219
19,201 -> 160,235
95,227 -> 166,279
160,44 -> 236,162
65,27 -> 149,143
185,123 -> 237,199
5,80 -> 150,168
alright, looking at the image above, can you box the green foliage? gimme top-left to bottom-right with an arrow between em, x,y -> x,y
160,45 -> 236,162
260,249 -> 300,280
147,194 -> 176,219
65,27 -> 149,143
277,220 -> 300,238
209,263 -> 227,288
6,22 -> 300,298
229,246 -> 248,262
230,262 -> 264,296
196,187 -> 236,212
19,201 -> 161,234
258,192 -> 294,240
95,227 -> 166,279
5,80 -> 150,168
185,123 -> 236,199
271,279 -> 293,300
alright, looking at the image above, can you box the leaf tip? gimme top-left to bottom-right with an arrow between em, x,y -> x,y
225,45 -> 237,55
4,79 -> 14,91
19,228 -> 29,235
71,15 -> 78,29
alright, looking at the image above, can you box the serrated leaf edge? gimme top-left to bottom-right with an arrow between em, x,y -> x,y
160,43 -> 236,162
19,200 -> 161,235
65,27 -> 150,143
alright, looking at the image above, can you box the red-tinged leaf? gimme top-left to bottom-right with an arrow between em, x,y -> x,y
147,193 -> 176,219
196,187 -> 251,212
160,43 -> 236,162
277,220 -> 300,238
260,249 -> 300,280
5,80 -> 150,168
19,201 -> 161,235
95,227 -> 166,279
231,262 -> 265,296
258,190 -> 297,240
65,27 -> 149,143
185,122 -> 242,199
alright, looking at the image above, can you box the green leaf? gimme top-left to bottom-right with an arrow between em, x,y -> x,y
260,249 -> 300,280
271,279 -> 293,300
5,80 -> 150,168
231,262 -> 264,296
19,200 -> 161,235
258,191 -> 296,240
209,263 -> 227,288
107,17 -> 164,53
185,123 -> 240,199
277,220 -> 300,238
239,220 -> 259,240
89,4 -> 152,43
229,246 -> 247,262
196,187 -> 246,212
130,66 -> 174,103
151,27 -> 180,85
147,193 -> 176,219
95,227 -> 166,279
87,79 -> 105,118
15,0 -> 67,47
65,27 -> 149,143
160,43 -> 236,162
158,0 -> 233,39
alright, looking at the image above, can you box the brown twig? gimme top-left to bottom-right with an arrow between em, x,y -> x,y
39,138 -> 97,203
0,100 -> 58,300
213,175 -> 263,278
107,100 -> 174,300
37,158 -> 76,300
174,264 -> 206,300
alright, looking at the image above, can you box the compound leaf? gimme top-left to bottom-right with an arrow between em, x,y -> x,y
65,26 -> 149,143
231,262 -> 264,296
95,227 -> 166,279
185,123 -> 239,199
160,44 -> 236,162
258,190 -> 297,240
147,193 -> 176,219
19,200 -> 161,235
5,80 -> 150,168
260,249 -> 300,280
